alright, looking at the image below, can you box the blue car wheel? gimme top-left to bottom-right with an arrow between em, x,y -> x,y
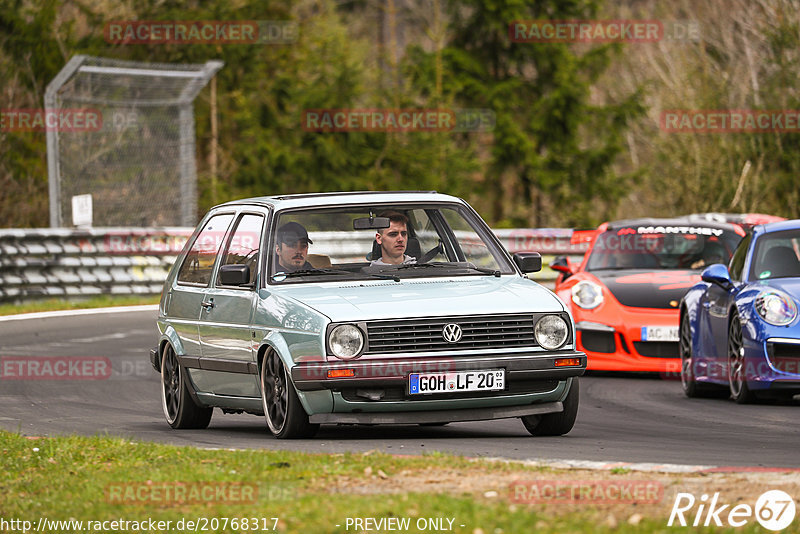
680,312 -> 726,398
728,313 -> 758,404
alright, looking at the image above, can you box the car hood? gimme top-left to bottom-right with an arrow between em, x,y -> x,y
590,269 -> 700,309
272,276 -> 565,322
753,278 -> 800,302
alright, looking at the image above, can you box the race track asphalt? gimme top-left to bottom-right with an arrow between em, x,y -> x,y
1,308 -> 797,468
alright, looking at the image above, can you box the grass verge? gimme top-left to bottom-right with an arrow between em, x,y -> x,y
0,430 -> 782,533
0,295 -> 159,316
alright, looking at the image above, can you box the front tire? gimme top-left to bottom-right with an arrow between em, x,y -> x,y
160,344 -> 212,429
728,313 -> 758,404
261,350 -> 319,439
680,312 -> 726,398
521,378 -> 579,436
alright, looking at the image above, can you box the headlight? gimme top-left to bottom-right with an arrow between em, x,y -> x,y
328,324 -> 364,359
535,315 -> 569,350
572,280 -> 604,309
755,291 -> 797,326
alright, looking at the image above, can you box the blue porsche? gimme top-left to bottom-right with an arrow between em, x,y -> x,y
680,220 -> 800,403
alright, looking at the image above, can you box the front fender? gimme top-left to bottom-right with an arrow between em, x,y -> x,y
257,331 -> 333,415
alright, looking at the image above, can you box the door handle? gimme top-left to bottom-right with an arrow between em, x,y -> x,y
201,298 -> 215,310
702,301 -> 712,309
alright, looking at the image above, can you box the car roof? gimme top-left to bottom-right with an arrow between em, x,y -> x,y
753,219 -> 800,235
213,191 -> 463,210
605,217 -> 742,233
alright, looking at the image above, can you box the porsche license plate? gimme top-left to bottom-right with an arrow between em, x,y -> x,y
641,326 -> 679,342
408,369 -> 505,395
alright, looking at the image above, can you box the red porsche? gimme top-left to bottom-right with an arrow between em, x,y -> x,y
552,218 -> 745,372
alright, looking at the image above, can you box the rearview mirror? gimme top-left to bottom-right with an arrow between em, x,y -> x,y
353,216 -> 390,230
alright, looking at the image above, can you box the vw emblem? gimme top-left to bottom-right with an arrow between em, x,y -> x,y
442,323 -> 463,343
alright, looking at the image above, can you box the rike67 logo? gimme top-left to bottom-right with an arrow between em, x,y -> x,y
668,490 -> 795,531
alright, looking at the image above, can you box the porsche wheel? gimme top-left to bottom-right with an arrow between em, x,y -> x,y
160,344 -> 212,429
261,350 -> 319,439
680,312 -> 726,398
521,378 -> 579,436
728,313 -> 758,404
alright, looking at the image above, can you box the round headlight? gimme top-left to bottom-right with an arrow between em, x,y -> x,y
535,315 -> 569,350
572,280 -> 604,309
328,324 -> 364,359
755,291 -> 797,326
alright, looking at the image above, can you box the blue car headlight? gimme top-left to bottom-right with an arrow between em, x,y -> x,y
572,280 -> 604,309
755,291 -> 797,326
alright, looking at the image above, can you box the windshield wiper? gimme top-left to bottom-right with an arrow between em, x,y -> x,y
388,262 -> 449,271
463,265 -> 501,277
368,272 -> 401,282
274,268 -> 353,279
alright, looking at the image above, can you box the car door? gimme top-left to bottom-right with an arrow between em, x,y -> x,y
196,211 -> 266,397
706,233 -> 752,370
167,212 -> 235,367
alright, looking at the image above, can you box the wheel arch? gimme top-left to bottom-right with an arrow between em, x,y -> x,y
256,333 -> 322,415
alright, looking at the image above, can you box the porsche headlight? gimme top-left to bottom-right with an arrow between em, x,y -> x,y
328,324 -> 364,359
535,315 -> 569,350
572,280 -> 604,309
755,291 -> 797,326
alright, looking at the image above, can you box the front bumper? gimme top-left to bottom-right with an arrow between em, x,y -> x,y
290,350 -> 586,391
574,310 -> 682,372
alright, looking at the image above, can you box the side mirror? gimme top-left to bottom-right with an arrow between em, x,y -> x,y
219,264 -> 251,286
513,252 -> 542,273
550,256 -> 574,275
700,263 -> 732,289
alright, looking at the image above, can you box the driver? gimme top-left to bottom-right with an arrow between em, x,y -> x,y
691,241 -> 726,269
274,222 -> 314,272
370,211 -> 417,266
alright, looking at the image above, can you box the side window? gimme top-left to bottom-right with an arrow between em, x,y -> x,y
177,213 -> 234,285
217,213 -> 264,286
728,233 -> 752,281
441,207 -> 499,268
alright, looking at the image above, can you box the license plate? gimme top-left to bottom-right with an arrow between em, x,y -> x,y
408,369 -> 505,395
641,326 -> 679,342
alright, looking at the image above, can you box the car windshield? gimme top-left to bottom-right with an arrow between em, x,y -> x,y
267,203 -> 514,283
586,225 -> 742,271
749,229 -> 800,280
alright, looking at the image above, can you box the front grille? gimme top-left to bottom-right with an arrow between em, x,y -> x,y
365,314 -> 536,354
580,330 -> 616,353
633,341 -> 679,358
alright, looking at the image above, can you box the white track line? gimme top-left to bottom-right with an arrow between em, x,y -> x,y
0,304 -> 159,322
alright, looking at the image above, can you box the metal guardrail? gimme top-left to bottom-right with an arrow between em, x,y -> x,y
0,228 -> 588,303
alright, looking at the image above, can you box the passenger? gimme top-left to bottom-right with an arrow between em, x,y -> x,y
371,211 -> 417,266
274,222 -> 314,272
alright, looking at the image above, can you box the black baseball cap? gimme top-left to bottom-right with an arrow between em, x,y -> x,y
277,222 -> 313,245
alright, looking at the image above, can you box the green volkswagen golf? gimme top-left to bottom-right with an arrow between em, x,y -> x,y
150,191 -> 585,438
